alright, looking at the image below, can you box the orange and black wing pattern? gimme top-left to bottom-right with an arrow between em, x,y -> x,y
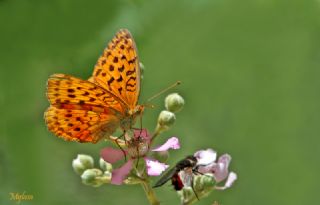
45,74 -> 124,143
44,29 -> 141,143
90,29 -> 140,110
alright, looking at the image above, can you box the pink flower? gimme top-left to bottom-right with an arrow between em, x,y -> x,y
101,129 -> 180,185
194,149 -> 237,190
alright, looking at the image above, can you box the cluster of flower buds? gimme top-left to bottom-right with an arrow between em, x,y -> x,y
155,93 -> 184,134
72,155 -> 112,187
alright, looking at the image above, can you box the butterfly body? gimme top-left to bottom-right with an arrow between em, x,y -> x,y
44,29 -> 142,143
119,104 -> 144,131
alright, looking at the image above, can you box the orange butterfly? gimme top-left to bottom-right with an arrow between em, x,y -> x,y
44,29 -> 143,143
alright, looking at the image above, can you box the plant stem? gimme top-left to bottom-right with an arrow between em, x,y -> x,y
141,180 -> 160,205
150,125 -> 162,145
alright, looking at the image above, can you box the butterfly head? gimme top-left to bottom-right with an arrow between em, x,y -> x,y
128,105 -> 144,117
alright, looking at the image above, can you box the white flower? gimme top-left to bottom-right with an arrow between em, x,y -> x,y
194,149 -> 237,190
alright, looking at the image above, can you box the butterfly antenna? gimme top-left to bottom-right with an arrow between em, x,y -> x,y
146,81 -> 181,103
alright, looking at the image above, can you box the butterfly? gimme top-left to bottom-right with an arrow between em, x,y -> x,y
44,29 -> 143,143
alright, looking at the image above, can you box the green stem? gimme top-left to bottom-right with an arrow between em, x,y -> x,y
150,125 -> 162,145
141,180 -> 160,205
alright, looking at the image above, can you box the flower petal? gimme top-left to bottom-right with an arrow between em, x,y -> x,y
152,137 -> 180,152
194,149 -> 217,165
197,163 -> 215,174
111,160 -> 133,185
213,154 -> 231,182
145,158 -> 169,176
101,147 -> 125,164
215,172 -> 237,190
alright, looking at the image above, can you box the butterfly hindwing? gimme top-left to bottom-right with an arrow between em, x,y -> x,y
45,73 -> 124,143
45,106 -> 119,143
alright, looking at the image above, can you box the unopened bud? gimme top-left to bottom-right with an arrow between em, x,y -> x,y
81,168 -> 104,187
178,187 -> 194,203
165,93 -> 184,113
179,174 -> 216,204
99,158 -> 112,172
99,171 -> 112,184
72,154 -> 94,175
157,110 -> 176,132
194,174 -> 215,191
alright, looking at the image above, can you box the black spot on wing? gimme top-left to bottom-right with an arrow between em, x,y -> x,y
117,75 -> 123,82
126,68 -> 136,76
107,77 -> 115,86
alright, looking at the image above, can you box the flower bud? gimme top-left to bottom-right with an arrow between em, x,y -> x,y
165,93 -> 184,113
99,158 -> 112,172
72,154 -> 94,175
194,174 -> 215,191
178,187 -> 195,204
81,168 -> 104,187
179,174 -> 216,204
157,110 -> 176,132
99,171 -> 112,184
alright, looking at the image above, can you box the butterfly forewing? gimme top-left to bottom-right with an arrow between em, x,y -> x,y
92,29 -> 140,110
47,74 -> 125,113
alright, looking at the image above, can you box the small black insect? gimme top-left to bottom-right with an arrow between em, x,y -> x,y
153,155 -> 201,198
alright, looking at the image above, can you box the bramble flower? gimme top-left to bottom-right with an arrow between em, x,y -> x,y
70,91 -> 237,205
194,149 -> 237,190
101,129 -> 180,185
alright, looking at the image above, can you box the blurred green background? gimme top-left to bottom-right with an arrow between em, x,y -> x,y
1,0 -> 319,204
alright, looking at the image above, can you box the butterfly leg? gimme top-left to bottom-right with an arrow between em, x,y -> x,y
131,116 -> 144,136
139,114 -> 143,134
115,132 -> 127,162
132,126 -> 141,168
135,146 -> 140,168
